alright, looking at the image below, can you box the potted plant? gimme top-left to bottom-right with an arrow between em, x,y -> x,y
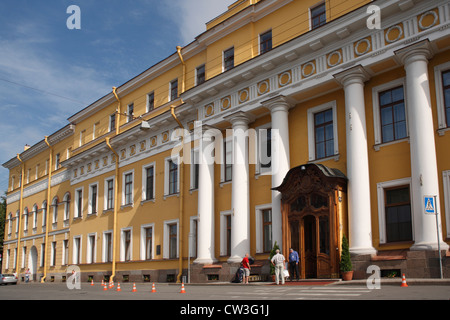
269,241 -> 280,281
339,235 -> 353,281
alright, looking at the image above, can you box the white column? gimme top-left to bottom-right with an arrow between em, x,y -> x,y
395,40 -> 449,251
224,111 -> 254,263
263,96 -> 292,251
194,126 -> 217,264
334,65 -> 376,255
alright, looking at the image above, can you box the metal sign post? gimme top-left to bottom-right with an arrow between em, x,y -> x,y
424,195 -> 443,279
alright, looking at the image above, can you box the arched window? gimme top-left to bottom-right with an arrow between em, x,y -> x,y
23,208 -> 29,231
15,211 -> 19,233
32,204 -> 38,229
42,201 -> 47,227
52,197 -> 58,224
63,193 -> 71,221
8,213 -> 12,235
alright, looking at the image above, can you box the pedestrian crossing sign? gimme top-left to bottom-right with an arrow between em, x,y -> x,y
424,196 -> 436,215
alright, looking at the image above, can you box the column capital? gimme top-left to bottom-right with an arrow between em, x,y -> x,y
394,39 -> 434,67
333,65 -> 371,87
224,111 -> 255,127
261,95 -> 295,113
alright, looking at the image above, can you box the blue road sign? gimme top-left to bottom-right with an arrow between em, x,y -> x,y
424,196 -> 436,215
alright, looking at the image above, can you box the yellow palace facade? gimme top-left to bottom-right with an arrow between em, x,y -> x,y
2,0 -> 450,283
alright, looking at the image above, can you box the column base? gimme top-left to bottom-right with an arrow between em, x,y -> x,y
410,241 -> 449,251
193,257 -> 218,265
349,246 -> 377,256
227,255 -> 244,264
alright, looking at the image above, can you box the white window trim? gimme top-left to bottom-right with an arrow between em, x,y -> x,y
255,204 -> 272,254
102,230 -> 113,263
122,169 -> 134,206
222,46 -> 234,72
63,192 -> 70,221
23,208 -> 28,232
88,182 -> 99,215
258,29 -> 272,55
443,170 -> 450,238
195,65 -> 205,86
254,122 -> 272,177
142,162 -> 156,201
220,135 -> 233,183
62,239 -> 69,266
169,79 -> 178,102
73,235 -> 82,265
104,175 -> 115,211
51,196 -> 58,225
163,219 -> 179,259
190,148 -> 199,190
87,233 -> 97,264
120,227 -> 133,262
147,91 -> 155,113
164,155 -> 180,197
32,205 -> 38,230
109,114 -> 115,132
434,61 -> 450,134
74,187 -> 83,218
127,103 -> 134,123
219,210 -> 232,257
307,100 -> 339,161
50,241 -> 56,266
309,1 -> 326,31
140,223 -> 155,260
376,177 -> 414,244
41,201 -> 47,228
372,77 -> 408,149
189,216 -> 198,258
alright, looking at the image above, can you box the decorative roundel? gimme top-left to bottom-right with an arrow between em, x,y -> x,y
385,25 -> 403,44
355,38 -> 371,56
301,62 -> 316,78
238,88 -> 249,103
221,96 -> 231,110
278,71 -> 292,86
327,51 -> 342,68
419,10 -> 438,30
204,104 -> 214,117
257,80 -> 270,95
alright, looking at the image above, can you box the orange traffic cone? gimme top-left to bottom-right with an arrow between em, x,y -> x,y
401,274 -> 408,287
132,283 -> 137,292
103,282 -> 108,291
116,282 -> 121,292
91,279 -> 94,286
151,283 -> 156,293
180,282 -> 186,294
109,280 -> 114,289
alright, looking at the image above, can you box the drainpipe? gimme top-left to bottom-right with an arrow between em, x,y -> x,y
41,136 -> 53,283
171,106 -> 185,284
105,137 -> 119,283
112,87 -> 121,135
176,46 -> 186,95
14,154 -> 25,279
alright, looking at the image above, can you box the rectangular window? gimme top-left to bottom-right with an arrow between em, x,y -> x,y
106,179 -> 114,210
262,209 -> 272,253
223,47 -> 234,72
379,86 -> 407,143
226,215 -> 231,256
89,184 -> 98,215
88,234 -> 96,264
55,154 -> 60,170
170,79 -> 178,101
196,65 -> 206,85
73,237 -> 81,265
63,239 -> 69,265
145,227 -> 153,260
385,186 -> 412,243
104,232 -> 113,262
224,139 -> 232,182
260,128 -> 272,169
311,2 -> 326,29
169,224 -> 177,259
110,114 -> 116,132
314,109 -> 334,159
191,149 -> 199,190
146,166 -> 154,200
442,70 -> 450,127
169,160 -> 178,195
124,173 -> 133,205
127,103 -> 134,123
123,230 -> 131,262
75,189 -> 83,218
260,30 -> 272,54
147,92 -> 155,112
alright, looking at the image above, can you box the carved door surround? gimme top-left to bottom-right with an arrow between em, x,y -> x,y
273,164 -> 347,279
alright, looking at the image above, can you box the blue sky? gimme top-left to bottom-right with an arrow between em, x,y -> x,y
0,0 -> 234,194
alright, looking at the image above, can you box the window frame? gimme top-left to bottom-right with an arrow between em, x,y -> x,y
307,101 -> 339,162
142,162 -> 156,201
310,2 -> 326,30
196,65 -> 206,86
259,29 -> 273,55
122,170 -> 134,206
88,182 -> 99,215
223,47 -> 235,72
104,176 -> 115,211
378,85 -> 408,144
170,79 -> 178,101
164,156 -> 180,196
434,62 -> 450,134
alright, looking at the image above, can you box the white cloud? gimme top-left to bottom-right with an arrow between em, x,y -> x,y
161,0 -> 234,45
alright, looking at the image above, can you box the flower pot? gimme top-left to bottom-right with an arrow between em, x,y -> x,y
342,271 -> 353,281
